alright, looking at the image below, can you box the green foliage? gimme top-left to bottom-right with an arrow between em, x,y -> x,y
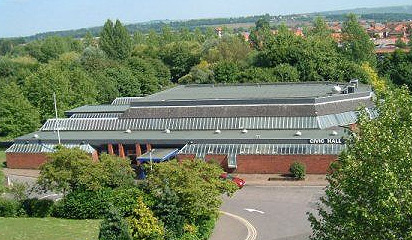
289,162 -> 306,179
147,159 -> 237,223
0,198 -> 23,217
0,82 -> 40,138
109,187 -> 154,217
341,14 -> 376,65
309,88 -> 412,239
38,148 -> 135,193
213,60 -> 242,83
53,188 -> 112,219
378,50 -> 412,89
38,147 -> 98,193
127,197 -> 164,240
24,52 -> 97,120
160,41 -> 201,82
99,206 -> 132,240
22,198 -> 54,218
272,64 -> 300,82
203,35 -> 251,64
99,19 -> 132,60
395,37 -> 407,49
24,36 -> 83,63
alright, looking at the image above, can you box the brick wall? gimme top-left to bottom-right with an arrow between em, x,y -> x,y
178,154 -> 336,174
7,151 -> 99,169
6,153 -> 48,169
236,154 -> 337,174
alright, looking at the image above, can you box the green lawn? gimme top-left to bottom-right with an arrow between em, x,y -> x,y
0,218 -> 101,240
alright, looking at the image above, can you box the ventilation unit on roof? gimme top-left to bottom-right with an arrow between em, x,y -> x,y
241,129 -> 248,134
332,85 -> 342,94
164,129 -> 171,134
214,129 -> 221,134
295,131 -> 302,136
331,130 -> 338,136
125,129 -> 131,134
347,85 -> 355,94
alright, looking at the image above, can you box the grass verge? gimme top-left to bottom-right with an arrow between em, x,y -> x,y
0,217 -> 101,240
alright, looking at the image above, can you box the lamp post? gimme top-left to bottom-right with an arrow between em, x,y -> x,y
149,149 -> 155,171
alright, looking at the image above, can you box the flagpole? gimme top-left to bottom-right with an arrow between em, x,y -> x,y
53,92 -> 61,145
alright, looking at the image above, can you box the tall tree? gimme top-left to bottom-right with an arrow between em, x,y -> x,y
309,87 -> 412,240
0,82 -> 40,139
99,19 -> 132,60
341,14 -> 376,65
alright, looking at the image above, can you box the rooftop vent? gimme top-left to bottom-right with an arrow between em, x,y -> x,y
164,129 -> 171,134
214,129 -> 221,134
33,134 -> 39,139
350,79 -> 359,88
255,134 -> 261,139
331,130 -> 338,136
295,131 -> 302,136
125,129 -> 131,134
241,129 -> 248,134
332,85 -> 342,94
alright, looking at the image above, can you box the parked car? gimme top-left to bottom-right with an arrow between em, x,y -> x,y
220,172 -> 245,188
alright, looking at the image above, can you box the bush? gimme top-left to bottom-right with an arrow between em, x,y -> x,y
109,187 -> 154,217
0,197 -> 23,217
52,188 -> 112,219
99,206 -> 132,240
290,162 -> 306,180
22,198 -> 54,217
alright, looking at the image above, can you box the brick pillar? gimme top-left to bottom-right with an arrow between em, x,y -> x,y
118,144 -> 125,158
146,143 -> 152,152
135,144 -> 142,157
108,144 -> 114,155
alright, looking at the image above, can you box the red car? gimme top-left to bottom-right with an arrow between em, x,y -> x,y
220,172 -> 245,188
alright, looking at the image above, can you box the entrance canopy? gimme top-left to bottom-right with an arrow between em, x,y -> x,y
136,148 -> 179,163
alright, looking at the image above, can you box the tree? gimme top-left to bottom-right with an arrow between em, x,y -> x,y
99,19 -> 132,60
249,18 -> 273,51
213,60 -> 242,83
127,197 -> 164,240
24,52 -> 97,120
99,206 -> 132,240
272,63 -> 300,82
0,82 -> 40,139
341,14 -> 376,65
147,159 -> 237,223
309,87 -> 412,240
38,148 -> 134,193
395,37 -> 407,49
160,41 -> 201,82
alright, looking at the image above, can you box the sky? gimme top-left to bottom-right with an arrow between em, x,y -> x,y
0,0 -> 411,38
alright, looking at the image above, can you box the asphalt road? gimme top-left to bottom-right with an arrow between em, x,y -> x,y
5,174 -> 62,201
214,185 -> 325,240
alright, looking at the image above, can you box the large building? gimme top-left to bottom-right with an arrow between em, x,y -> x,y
6,82 -> 375,173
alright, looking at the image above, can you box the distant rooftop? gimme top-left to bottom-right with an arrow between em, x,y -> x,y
133,83 -> 371,103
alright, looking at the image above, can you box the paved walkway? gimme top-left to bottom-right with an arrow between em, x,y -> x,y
236,174 -> 327,186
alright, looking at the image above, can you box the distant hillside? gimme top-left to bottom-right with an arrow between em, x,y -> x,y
7,5 -> 412,42
314,5 -> 412,15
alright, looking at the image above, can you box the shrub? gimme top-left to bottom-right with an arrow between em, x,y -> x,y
0,197 -> 23,217
109,187 -> 154,217
289,162 -> 306,180
22,198 -> 54,217
127,197 -> 164,240
99,206 -> 132,240
52,188 -> 112,219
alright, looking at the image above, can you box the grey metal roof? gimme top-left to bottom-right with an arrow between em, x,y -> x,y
124,95 -> 373,118
40,111 -> 359,132
111,97 -> 143,105
179,143 -> 346,168
134,83 -> 371,102
70,113 -> 123,118
16,128 -> 347,145
65,105 -> 129,116
5,143 -> 96,154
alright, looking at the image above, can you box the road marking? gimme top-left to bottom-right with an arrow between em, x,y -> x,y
221,211 -> 257,240
244,208 -> 265,214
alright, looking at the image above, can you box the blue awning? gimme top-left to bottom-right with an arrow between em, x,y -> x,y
136,148 -> 180,163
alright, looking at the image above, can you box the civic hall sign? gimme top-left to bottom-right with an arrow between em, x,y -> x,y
309,139 -> 345,144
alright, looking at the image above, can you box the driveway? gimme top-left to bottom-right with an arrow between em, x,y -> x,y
212,185 -> 325,240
